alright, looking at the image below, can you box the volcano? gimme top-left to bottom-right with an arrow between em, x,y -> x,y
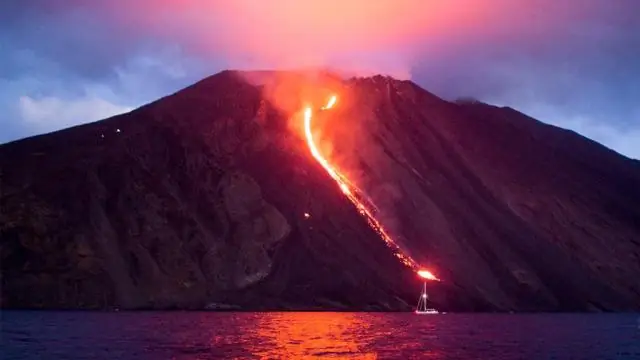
1,70 -> 639,311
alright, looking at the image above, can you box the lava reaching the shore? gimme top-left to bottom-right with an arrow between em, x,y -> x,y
417,269 -> 440,281
302,94 -> 427,273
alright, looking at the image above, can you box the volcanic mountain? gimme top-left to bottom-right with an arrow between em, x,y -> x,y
1,70 -> 639,311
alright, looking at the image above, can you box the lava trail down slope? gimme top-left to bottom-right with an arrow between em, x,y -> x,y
1,70 -> 639,311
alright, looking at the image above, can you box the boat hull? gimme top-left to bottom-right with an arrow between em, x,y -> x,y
415,309 -> 439,314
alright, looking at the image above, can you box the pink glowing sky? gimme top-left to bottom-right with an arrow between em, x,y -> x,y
1,0 -> 638,157
101,0 -> 594,76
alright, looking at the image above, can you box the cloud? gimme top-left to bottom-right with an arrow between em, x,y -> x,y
0,37 -> 210,143
18,95 -> 133,131
98,0 -> 638,75
564,118 -> 640,160
438,53 -> 640,159
512,102 -> 640,160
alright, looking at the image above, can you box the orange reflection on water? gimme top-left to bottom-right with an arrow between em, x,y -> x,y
251,312 -> 378,359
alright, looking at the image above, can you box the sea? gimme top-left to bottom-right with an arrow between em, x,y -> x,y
2,311 -> 639,359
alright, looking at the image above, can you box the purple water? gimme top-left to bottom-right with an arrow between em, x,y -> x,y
2,311 -> 639,359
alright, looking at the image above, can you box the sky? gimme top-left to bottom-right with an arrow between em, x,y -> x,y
1,0 -> 639,158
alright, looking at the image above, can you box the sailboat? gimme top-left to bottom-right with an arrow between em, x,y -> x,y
415,281 -> 439,314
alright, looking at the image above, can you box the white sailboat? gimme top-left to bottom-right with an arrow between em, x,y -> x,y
415,281 -> 439,314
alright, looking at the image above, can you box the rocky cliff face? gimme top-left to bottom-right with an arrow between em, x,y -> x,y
1,70 -> 639,311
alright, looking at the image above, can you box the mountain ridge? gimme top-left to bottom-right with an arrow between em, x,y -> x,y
1,70 -> 639,311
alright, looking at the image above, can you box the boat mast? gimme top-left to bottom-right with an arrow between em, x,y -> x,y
422,282 -> 427,310
416,281 -> 428,311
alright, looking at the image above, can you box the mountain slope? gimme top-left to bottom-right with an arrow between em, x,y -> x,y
1,70 -> 638,311
328,77 -> 640,311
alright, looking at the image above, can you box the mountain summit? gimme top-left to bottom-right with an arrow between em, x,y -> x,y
2,70 -> 639,311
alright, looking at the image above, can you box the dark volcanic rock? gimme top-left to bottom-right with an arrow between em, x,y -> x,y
326,76 -> 640,311
1,70 -> 639,311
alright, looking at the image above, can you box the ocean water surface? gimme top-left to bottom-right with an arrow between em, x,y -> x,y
2,311 -> 639,359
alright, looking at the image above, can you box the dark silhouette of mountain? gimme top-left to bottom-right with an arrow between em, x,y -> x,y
1,70 -> 639,311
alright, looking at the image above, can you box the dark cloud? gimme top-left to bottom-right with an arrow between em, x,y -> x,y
409,0 -> 640,147
1,5 -> 141,81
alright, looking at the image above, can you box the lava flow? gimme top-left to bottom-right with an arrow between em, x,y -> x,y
418,269 -> 440,281
302,94 -> 422,271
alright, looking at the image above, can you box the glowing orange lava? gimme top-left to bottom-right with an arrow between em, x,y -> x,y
302,94 -> 420,270
417,269 -> 440,281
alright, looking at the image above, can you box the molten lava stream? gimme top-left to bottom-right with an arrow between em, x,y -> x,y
302,95 -> 420,270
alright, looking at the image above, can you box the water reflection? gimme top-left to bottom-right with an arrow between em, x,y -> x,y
4,312 -> 637,359
250,312 -> 378,359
